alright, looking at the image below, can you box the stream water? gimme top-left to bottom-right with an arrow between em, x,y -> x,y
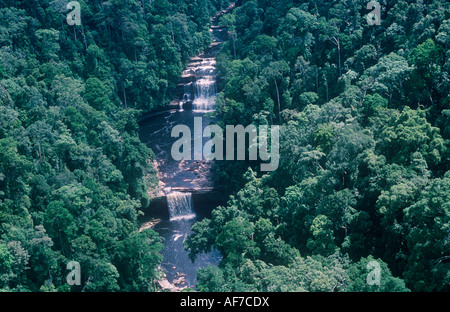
138,8 -> 232,289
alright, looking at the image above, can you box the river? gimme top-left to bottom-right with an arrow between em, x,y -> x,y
138,5 -> 234,290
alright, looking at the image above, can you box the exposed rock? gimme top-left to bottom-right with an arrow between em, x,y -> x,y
157,278 -> 187,292
138,218 -> 161,233
173,276 -> 186,286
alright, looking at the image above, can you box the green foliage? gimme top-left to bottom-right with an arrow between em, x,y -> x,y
186,0 -> 450,292
2,0 -> 449,293
196,265 -> 226,292
346,256 -> 410,292
0,0 -> 229,292
307,215 -> 338,256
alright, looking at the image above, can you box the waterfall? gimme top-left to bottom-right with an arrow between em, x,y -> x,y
192,59 -> 217,112
166,192 -> 195,221
183,83 -> 193,101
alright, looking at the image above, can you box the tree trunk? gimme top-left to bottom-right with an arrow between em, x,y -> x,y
38,141 -> 42,164
337,40 -> 341,77
232,33 -> 237,59
331,37 -> 341,77
170,22 -> 175,44
274,78 -> 281,123
81,25 -> 88,50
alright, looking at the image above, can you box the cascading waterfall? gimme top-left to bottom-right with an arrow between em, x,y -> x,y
183,83 -> 193,103
193,78 -> 216,110
179,57 -> 217,112
166,192 -> 195,221
187,58 -> 217,112
139,3 -> 234,288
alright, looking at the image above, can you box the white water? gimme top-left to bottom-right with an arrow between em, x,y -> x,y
139,6 -> 232,287
181,58 -> 217,112
166,192 -> 195,221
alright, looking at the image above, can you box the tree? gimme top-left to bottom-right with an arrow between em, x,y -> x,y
306,215 -> 337,256
196,265 -> 226,292
346,256 -> 410,292
220,13 -> 237,59
436,19 -> 450,50
406,39 -> 443,107
34,29 -> 61,61
278,8 -> 317,64
375,107 -> 444,166
318,189 -> 358,241
43,200 -> 77,253
84,260 -> 120,292
262,60 -> 290,123
83,78 -> 114,112
0,243 -> 14,286
115,230 -> 163,291
0,7 -> 31,49
255,218 -> 300,266
403,172 -> 450,291
215,217 -> 260,267
363,52 -> 413,107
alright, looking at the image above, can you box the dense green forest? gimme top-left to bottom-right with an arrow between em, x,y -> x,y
1,0 -> 449,293
0,0 -> 230,291
185,0 -> 450,292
